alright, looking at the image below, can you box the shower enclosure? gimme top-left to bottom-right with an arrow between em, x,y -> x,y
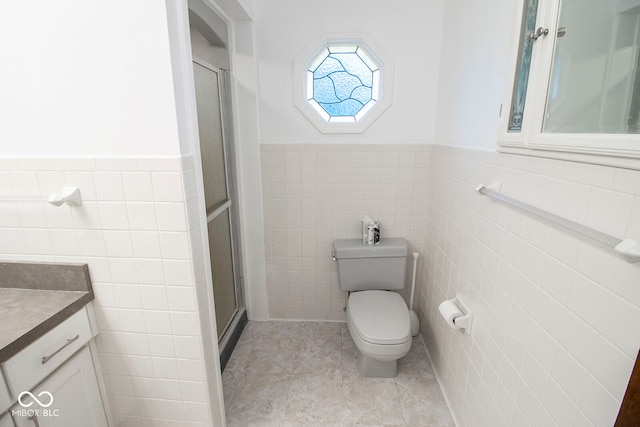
192,58 -> 246,368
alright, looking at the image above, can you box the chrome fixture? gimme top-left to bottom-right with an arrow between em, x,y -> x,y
529,26 -> 549,41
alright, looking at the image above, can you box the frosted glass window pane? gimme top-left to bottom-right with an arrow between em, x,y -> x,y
309,100 -> 331,120
355,100 -> 376,121
329,115 -> 356,123
207,210 -> 237,337
333,53 -> 374,86
331,72 -> 364,100
314,57 -> 343,78
309,47 -> 329,71
508,0 -> 539,132
306,71 -> 314,100
371,70 -> 381,101
351,86 -> 373,104
321,98 -> 364,116
313,77 -> 341,103
356,48 -> 379,72
307,44 -> 381,121
328,45 -> 358,53
193,63 -> 228,213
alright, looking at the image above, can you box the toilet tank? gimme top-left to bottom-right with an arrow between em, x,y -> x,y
333,238 -> 408,291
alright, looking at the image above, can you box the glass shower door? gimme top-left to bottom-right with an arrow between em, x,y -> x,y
192,60 -> 240,339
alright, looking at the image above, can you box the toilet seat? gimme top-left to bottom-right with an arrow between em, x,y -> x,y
346,290 -> 411,361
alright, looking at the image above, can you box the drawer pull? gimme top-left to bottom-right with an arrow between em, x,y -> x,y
41,335 -> 80,364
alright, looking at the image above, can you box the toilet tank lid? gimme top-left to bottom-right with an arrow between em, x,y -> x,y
333,237 -> 408,259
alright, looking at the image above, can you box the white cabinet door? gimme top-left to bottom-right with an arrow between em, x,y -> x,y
11,347 -> 107,427
0,413 -> 15,427
0,372 -> 11,413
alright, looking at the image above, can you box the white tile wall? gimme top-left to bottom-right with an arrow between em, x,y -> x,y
8,142 -> 635,426
261,144 -> 430,320
0,156 -> 215,427
419,145 -> 640,427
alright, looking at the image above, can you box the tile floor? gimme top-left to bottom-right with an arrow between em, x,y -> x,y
222,321 -> 455,426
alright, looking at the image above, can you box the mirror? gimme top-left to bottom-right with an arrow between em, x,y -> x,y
543,0 -> 640,134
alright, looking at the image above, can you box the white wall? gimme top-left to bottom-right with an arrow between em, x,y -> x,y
0,1 -> 180,156
253,0 -> 444,144
226,18 -> 271,320
434,0 -> 517,149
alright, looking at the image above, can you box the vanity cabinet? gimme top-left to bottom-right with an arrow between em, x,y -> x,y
0,372 -> 10,413
11,347 -> 107,427
3,310 -> 93,395
1,306 -> 108,427
0,414 -> 14,427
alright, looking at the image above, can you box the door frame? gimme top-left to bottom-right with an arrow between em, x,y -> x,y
163,1 -> 257,424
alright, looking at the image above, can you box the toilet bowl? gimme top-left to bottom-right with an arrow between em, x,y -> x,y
347,290 -> 411,377
333,237 -> 412,378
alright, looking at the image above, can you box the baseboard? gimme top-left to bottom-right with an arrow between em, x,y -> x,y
419,330 -> 461,427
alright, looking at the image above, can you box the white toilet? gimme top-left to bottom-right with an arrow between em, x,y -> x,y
333,237 -> 411,378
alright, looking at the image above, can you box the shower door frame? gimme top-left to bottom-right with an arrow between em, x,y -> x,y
192,57 -> 246,350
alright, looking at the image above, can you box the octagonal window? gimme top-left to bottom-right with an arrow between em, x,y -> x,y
306,45 -> 381,123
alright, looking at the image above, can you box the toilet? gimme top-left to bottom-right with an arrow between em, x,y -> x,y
333,237 -> 411,378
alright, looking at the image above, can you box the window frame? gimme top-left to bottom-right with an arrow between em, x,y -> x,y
293,32 -> 394,134
306,45 -> 381,123
498,0 -> 640,170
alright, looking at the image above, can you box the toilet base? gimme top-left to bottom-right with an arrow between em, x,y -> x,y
357,352 -> 398,378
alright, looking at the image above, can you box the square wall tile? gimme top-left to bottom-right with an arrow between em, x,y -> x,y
420,145 -> 640,427
0,155 -> 210,427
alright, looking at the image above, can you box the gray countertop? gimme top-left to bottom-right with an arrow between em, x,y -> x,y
0,262 -> 94,363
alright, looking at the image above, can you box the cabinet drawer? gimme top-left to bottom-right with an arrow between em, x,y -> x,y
0,371 -> 10,413
3,308 -> 92,395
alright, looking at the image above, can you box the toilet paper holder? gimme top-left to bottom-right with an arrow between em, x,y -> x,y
439,296 -> 473,335
451,296 -> 473,334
